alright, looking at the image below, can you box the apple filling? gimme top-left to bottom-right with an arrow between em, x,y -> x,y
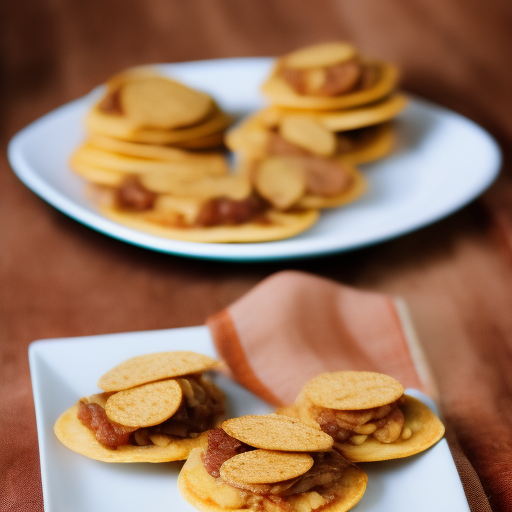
311,396 -> 411,446
77,375 -> 225,449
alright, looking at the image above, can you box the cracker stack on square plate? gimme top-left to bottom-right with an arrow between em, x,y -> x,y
279,371 -> 445,462
54,351 -> 226,462
179,413 -> 367,512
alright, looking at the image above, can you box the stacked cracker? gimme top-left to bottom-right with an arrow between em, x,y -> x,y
227,42 -> 408,211
179,414 -> 367,512
71,69 -> 319,243
279,371 -> 445,463
72,68 -> 232,187
54,351 -> 225,462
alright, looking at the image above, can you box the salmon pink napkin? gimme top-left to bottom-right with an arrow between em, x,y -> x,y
206,270 -> 491,512
207,270 -> 435,406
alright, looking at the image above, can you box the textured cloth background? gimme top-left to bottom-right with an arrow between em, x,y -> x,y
1,1 -> 511,511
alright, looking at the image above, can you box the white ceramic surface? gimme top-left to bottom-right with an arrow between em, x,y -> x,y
29,325 -> 470,512
10,58 -> 501,261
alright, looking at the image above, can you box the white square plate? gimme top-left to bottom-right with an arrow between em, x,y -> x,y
29,325 -> 470,512
10,58 -> 501,261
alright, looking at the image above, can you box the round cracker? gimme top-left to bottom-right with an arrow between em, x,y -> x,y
279,116 -> 337,156
105,379 -> 182,427
99,206 -> 320,243
222,414 -> 333,451
254,156 -> 306,210
72,144 -> 228,176
85,105 -> 232,145
259,93 -> 407,132
54,403 -> 208,462
127,112 -> 232,145
178,448 -> 367,512
303,371 -> 404,410
87,133 -> 225,163
120,77 -> 213,129
220,450 -> 314,485
318,94 -> 407,131
282,42 -> 358,70
261,61 -> 398,111
297,165 -> 367,210
336,395 -> 445,462
97,351 -> 218,392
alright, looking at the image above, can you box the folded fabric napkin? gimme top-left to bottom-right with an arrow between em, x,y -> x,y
207,270 -> 491,512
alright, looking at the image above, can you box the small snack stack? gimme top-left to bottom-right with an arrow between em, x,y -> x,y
179,414 -> 367,512
227,42 -> 408,212
54,351 -> 226,462
98,167 -> 319,243
71,68 -> 319,242
72,68 -> 233,188
280,371 -> 445,462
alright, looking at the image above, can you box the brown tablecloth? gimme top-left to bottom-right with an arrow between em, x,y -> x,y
1,1 -> 511,511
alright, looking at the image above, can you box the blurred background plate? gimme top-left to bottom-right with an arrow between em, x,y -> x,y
8,58 -> 501,262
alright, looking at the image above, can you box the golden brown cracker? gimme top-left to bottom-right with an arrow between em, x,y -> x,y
275,404 -> 301,419
151,194 -> 202,224
318,94 -> 407,131
72,144 -> 228,176
100,206 -> 320,243
261,62 -> 399,111
179,448 -> 368,512
105,379 -> 182,428
120,77 -> 213,129
254,156 -> 306,209
104,66 -> 162,91
222,414 -> 333,452
303,371 -> 404,410
97,351 -> 218,392
87,133 -> 225,163
279,116 -> 337,156
225,119 -> 271,160
259,94 -> 407,132
85,105 -> 232,145
220,450 -> 314,484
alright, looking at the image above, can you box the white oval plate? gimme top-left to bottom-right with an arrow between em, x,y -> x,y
8,58 -> 501,261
